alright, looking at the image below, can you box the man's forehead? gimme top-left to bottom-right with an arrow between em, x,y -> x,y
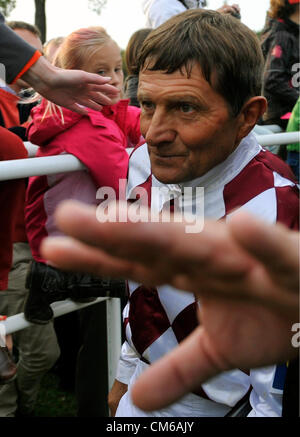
138,67 -> 213,99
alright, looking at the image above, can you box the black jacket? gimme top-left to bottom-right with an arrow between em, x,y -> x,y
123,75 -> 140,108
0,13 -> 37,84
261,18 -> 300,128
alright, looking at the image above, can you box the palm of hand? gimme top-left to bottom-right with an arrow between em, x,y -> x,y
198,298 -> 295,379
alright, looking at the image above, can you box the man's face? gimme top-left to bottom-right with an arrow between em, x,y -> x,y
138,64 -> 243,184
14,28 -> 43,53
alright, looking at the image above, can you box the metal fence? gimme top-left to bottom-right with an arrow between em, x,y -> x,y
0,131 -> 299,182
1,297 -> 121,390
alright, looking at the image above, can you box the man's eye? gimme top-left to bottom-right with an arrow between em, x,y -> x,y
179,103 -> 195,113
141,101 -> 154,111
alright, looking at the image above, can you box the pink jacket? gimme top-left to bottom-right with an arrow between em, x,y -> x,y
25,99 -> 141,262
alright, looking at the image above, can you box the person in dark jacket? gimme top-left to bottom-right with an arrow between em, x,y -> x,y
0,21 -> 43,139
124,28 -> 152,107
261,0 -> 300,129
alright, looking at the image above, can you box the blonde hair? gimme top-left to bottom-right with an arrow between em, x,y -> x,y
44,26 -> 117,123
43,36 -> 65,62
54,26 -> 113,69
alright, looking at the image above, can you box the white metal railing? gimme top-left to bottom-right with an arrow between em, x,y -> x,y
0,297 -> 121,390
0,131 -> 298,182
0,154 -> 85,182
254,131 -> 300,146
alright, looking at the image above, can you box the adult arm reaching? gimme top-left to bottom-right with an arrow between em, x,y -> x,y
21,56 -> 119,114
0,13 -> 118,113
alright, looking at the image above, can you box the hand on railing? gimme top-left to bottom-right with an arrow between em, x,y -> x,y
0,316 -> 17,384
0,316 -> 13,352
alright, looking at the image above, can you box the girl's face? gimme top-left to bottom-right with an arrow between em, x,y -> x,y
82,40 -> 124,105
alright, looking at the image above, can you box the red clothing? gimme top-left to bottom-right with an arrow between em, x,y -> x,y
0,127 -> 28,290
26,99 -> 141,262
0,88 -> 20,128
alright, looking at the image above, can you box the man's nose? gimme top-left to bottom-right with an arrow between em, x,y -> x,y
144,110 -> 176,146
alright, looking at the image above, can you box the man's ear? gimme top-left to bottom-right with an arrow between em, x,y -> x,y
236,96 -> 267,143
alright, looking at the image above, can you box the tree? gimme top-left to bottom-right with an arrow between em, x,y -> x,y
88,0 -> 108,15
34,0 -> 107,44
0,0 -> 16,17
34,0 -> 46,43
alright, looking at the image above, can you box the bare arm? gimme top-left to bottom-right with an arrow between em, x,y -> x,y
22,56 -> 119,114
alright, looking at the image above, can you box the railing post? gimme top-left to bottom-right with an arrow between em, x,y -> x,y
106,298 -> 121,391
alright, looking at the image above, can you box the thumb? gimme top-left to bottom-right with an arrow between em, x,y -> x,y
131,326 -> 222,411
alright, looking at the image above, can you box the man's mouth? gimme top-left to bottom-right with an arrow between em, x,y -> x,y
153,153 -> 186,159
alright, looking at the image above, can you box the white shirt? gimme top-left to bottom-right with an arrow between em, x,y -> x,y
142,0 -> 205,28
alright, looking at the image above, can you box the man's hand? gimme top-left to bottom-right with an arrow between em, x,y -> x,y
108,379 -> 128,417
217,3 -> 241,19
22,56 -> 119,114
41,200 -> 299,318
130,297 -> 297,411
40,200 -> 299,411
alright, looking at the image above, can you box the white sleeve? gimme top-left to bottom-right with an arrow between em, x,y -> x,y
115,341 -> 140,385
142,0 -> 186,28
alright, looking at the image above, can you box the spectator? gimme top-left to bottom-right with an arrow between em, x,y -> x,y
142,0 -> 241,28
43,36 -> 65,64
286,97 -> 300,181
261,0 -> 300,130
124,28 -> 152,107
0,22 -> 60,417
0,21 -> 43,140
0,12 -> 121,411
24,26 -> 141,416
41,10 -> 299,417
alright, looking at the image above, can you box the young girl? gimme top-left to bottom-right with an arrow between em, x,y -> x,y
24,26 -> 142,324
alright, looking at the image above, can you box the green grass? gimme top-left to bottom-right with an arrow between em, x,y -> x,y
35,371 -> 77,417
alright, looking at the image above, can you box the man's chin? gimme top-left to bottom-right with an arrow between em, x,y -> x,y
152,170 -> 185,185
150,159 -> 188,185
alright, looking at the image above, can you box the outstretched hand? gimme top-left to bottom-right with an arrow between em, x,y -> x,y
41,200 -> 299,317
22,56 -> 119,114
217,3 -> 241,19
40,200 -> 299,410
